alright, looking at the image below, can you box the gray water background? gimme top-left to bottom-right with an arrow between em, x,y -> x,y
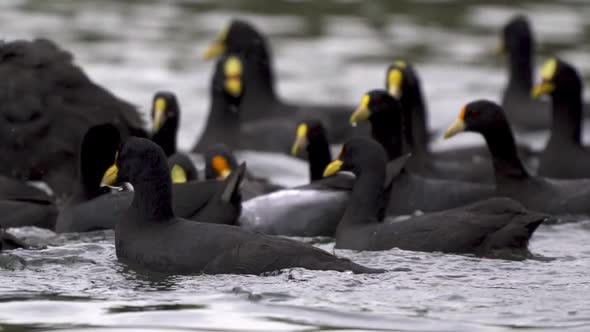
1,0 -> 590,331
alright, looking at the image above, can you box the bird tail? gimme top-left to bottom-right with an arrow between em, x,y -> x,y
480,213 -> 548,259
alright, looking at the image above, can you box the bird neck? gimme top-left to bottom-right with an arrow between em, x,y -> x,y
130,168 -> 175,222
152,121 -> 178,157
199,92 -> 241,147
244,46 -> 278,103
370,114 -> 405,160
480,122 -> 530,184
507,48 -> 533,93
307,136 -> 332,182
77,159 -> 106,201
340,163 -> 385,227
548,89 -> 583,145
400,83 -> 429,154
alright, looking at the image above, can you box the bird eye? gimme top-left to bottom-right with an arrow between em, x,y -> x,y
471,110 -> 480,118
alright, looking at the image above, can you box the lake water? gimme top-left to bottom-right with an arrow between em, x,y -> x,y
1,0 -> 590,331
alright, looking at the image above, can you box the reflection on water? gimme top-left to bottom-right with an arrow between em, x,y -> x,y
1,0 -> 590,331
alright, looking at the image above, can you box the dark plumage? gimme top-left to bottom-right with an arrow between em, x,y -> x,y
385,60 -> 535,167
55,124 -> 123,233
349,90 -> 494,214
0,39 -> 145,197
204,143 -> 283,200
380,69 -> 496,183
291,119 -> 332,182
533,59 -> 590,179
498,16 -> 589,130
198,19 -> 368,146
194,54 -> 296,154
150,91 -> 179,157
325,137 -> 547,258
444,100 -> 590,218
0,176 -> 57,229
499,15 -> 550,130
115,137 -> 383,275
238,112 -> 491,237
55,125 -> 241,233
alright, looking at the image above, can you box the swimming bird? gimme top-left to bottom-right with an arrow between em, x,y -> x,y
444,100 -> 590,218
498,15 -> 551,130
194,54 -> 296,153
150,91 -> 180,157
291,119 -> 332,182
532,58 -> 590,179
382,64 -> 495,182
348,90 -> 495,214
200,19 -> 367,144
204,143 -> 283,200
323,137 -> 547,259
115,137 -> 383,275
56,124 -> 242,233
0,39 -> 145,197
385,60 -> 535,165
0,176 -> 57,230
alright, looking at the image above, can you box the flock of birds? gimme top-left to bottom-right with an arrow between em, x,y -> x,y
0,14 -> 589,275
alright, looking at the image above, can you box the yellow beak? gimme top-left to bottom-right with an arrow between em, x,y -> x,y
203,41 -> 225,60
350,105 -> 371,127
102,164 -> 119,185
531,81 -> 555,98
153,98 -> 166,132
291,124 -> 308,156
387,69 -> 403,98
443,118 -> 467,139
171,164 -> 188,183
323,159 -> 343,177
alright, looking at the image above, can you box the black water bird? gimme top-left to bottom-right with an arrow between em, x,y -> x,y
444,100 -> 590,218
0,39 -> 145,197
291,119 -> 333,182
115,137 -> 382,275
200,19 -> 367,144
56,125 -> 242,233
532,58 -> 590,179
383,63 -> 495,182
385,60 -> 535,166
193,54 -> 296,153
150,91 -> 180,157
323,137 -> 547,258
348,90 -> 495,214
498,15 -> 551,130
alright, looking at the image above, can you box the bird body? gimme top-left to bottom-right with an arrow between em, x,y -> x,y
116,137 -> 382,275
